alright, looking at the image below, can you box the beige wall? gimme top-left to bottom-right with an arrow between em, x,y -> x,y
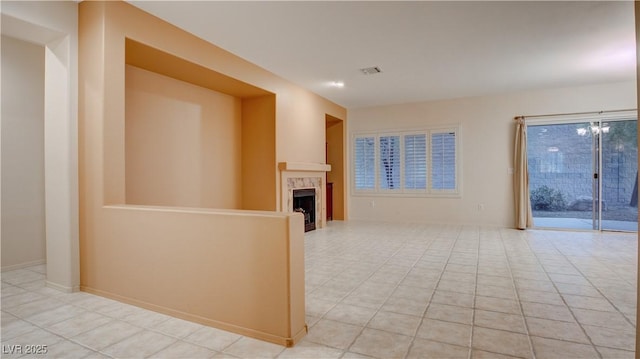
349,81 -> 637,227
275,88 -> 346,213
79,1 -> 346,346
125,65 -> 242,209
242,95 -> 277,211
1,35 -> 46,270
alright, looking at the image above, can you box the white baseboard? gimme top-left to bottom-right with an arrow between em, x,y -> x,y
46,280 -> 78,293
1,259 -> 46,272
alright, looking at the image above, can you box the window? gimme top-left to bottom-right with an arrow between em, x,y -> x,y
354,136 -> 375,190
353,126 -> 460,196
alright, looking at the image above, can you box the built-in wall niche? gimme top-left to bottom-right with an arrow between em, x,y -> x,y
124,39 -> 276,211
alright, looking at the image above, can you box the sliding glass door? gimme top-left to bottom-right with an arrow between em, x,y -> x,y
527,118 -> 637,231
600,120 -> 638,231
528,122 -> 596,230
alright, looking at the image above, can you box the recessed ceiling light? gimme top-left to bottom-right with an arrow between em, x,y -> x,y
329,81 -> 345,88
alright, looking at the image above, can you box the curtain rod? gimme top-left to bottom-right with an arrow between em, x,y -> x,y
514,108 -> 637,121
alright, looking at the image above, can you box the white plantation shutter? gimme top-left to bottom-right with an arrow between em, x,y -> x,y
379,135 -> 401,190
431,131 -> 457,190
353,127 -> 459,195
354,136 -> 375,190
404,134 -> 427,190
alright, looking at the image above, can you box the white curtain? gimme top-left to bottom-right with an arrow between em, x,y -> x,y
514,117 -> 533,229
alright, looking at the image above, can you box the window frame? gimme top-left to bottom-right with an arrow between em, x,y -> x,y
351,125 -> 461,197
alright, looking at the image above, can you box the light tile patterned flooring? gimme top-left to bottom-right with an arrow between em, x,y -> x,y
1,221 -> 637,358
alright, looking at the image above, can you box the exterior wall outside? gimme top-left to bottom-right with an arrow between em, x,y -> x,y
349,81 -> 636,227
602,147 -> 637,206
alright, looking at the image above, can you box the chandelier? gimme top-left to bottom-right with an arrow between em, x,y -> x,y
576,122 -> 609,136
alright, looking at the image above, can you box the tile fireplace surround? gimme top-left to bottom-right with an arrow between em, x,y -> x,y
279,162 -> 331,230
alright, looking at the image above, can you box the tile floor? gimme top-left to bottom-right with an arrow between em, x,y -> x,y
1,221 -> 637,358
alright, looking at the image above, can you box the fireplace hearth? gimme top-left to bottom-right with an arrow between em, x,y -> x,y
293,189 -> 316,232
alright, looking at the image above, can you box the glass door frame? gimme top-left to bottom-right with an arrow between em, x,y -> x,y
593,124 -> 599,230
526,111 -> 637,232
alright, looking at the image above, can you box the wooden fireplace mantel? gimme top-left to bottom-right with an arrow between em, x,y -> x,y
278,162 -> 331,172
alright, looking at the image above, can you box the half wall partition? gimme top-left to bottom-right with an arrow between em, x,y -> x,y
79,1 -> 312,346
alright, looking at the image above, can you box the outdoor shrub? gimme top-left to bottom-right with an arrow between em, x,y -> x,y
530,185 -> 567,211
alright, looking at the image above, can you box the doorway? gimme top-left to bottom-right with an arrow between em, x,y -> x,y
325,115 -> 345,220
527,118 -> 638,231
1,9 -> 79,291
1,35 -> 46,269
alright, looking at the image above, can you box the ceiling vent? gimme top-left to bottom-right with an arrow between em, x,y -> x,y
360,66 -> 382,75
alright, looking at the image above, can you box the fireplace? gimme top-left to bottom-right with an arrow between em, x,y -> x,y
279,162 -> 329,230
293,189 -> 316,232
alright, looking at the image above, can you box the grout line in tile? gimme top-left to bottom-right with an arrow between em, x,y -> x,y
551,236 -> 636,329
305,226 -> 435,358
517,230 -> 604,359
404,225 -> 467,359
499,228 -> 537,359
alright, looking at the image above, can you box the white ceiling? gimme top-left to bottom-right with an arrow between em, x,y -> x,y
128,1 -> 636,109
